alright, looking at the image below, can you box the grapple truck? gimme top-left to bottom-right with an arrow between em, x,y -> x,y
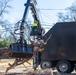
0,0 -> 76,73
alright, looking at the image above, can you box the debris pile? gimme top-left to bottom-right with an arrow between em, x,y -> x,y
26,69 -> 53,75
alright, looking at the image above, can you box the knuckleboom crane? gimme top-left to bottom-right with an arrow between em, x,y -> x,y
11,0 -> 44,70
0,0 -> 44,72
12,0 -> 44,58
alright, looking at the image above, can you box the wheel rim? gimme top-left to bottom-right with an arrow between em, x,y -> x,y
41,61 -> 51,69
59,63 -> 68,72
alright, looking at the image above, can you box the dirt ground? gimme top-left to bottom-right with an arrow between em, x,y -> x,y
0,59 -> 76,75
0,59 -> 33,75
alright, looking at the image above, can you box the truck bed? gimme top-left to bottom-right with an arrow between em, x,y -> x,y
42,22 -> 76,61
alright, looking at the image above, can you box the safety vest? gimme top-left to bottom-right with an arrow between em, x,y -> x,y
32,23 -> 38,27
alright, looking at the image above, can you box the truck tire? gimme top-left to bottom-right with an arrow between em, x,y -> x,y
56,60 -> 72,73
40,61 -> 52,69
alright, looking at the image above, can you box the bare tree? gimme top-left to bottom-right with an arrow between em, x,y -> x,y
0,0 -> 11,30
57,1 -> 76,22
0,0 -> 11,16
0,0 -> 15,45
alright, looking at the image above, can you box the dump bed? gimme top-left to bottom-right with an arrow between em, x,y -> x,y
10,43 -> 33,58
42,22 -> 76,61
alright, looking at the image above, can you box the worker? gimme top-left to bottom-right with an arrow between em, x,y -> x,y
31,20 -> 38,35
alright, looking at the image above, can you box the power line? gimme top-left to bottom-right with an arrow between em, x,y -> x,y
38,8 -> 76,11
8,8 -> 70,13
38,8 -> 68,11
42,24 -> 53,26
40,12 -> 57,22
